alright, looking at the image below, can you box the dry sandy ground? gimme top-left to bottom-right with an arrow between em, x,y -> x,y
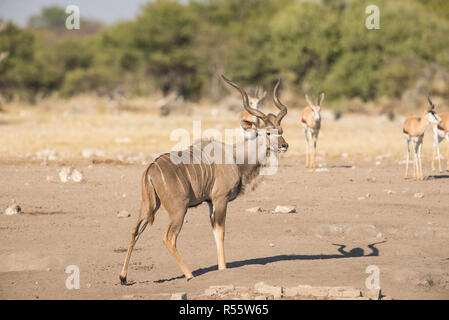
1,157 -> 448,300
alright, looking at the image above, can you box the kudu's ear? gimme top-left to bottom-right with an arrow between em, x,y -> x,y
240,119 -> 257,130
240,119 -> 258,138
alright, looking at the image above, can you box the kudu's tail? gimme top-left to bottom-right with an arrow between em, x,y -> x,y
141,165 -> 158,226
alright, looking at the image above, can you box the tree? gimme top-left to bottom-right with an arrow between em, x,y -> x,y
28,6 -> 67,29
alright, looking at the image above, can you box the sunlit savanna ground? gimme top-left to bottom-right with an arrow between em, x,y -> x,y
0,95 -> 446,170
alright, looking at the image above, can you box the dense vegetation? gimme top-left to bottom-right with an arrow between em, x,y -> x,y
1,0 -> 449,106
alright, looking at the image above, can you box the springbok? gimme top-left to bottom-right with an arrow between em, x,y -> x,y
239,86 -> 267,130
119,75 -> 288,284
431,111 -> 449,172
403,95 -> 441,180
301,93 -> 324,168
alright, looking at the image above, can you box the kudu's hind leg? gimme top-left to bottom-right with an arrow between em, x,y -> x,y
163,208 -> 194,280
119,189 -> 159,285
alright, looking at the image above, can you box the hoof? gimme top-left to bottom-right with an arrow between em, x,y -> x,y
120,275 -> 127,285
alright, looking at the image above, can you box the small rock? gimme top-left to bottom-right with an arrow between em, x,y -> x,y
82,149 -> 106,159
58,167 -> 83,183
71,169 -> 83,183
209,284 -> 234,291
273,205 -> 296,214
240,292 -> 250,299
58,167 -> 71,183
269,243 -> 275,247
117,210 -> 131,218
246,207 -> 262,213
254,295 -> 267,300
307,287 -> 329,297
204,288 -> 219,296
171,292 -> 187,300
363,288 -> 381,300
36,149 -> 57,161
4,201 -> 21,216
384,189 -> 394,195
205,285 -> 234,296
414,193 -> 424,199
254,282 -> 282,299
357,196 -> 365,201
328,287 -> 361,298
82,149 -> 95,159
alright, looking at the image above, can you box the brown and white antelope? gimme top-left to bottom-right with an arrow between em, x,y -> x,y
239,86 -> 267,130
403,95 -> 441,180
431,111 -> 449,172
119,75 -> 288,284
301,93 -> 324,168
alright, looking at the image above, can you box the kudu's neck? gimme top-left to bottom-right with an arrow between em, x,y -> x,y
233,135 -> 268,185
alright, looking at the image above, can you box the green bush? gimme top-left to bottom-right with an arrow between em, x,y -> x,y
1,0 -> 449,106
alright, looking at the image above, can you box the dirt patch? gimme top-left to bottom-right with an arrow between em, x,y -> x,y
0,159 -> 448,299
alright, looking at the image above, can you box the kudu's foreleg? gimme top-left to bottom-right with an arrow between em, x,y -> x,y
208,200 -> 228,271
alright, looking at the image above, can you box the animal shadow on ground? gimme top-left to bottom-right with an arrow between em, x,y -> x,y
426,174 -> 449,180
327,165 -> 354,169
153,241 -> 387,284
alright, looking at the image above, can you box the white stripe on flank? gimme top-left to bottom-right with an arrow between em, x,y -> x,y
154,162 -> 167,190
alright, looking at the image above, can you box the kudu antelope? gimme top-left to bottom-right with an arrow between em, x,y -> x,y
431,111 -> 449,172
240,86 -> 267,130
301,93 -> 324,168
403,95 -> 441,180
119,75 -> 288,284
